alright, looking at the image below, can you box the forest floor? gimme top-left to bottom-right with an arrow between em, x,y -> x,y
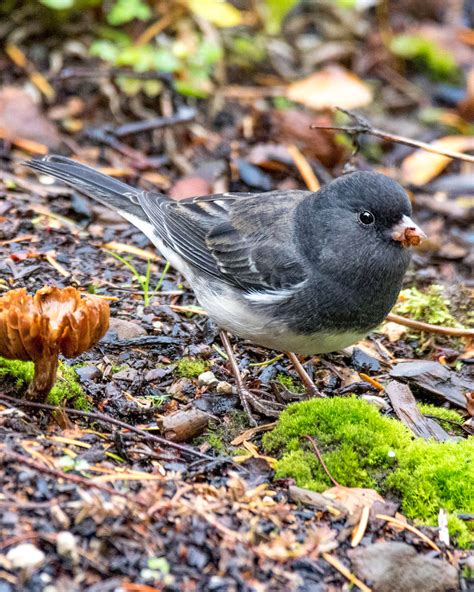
0,2 -> 473,591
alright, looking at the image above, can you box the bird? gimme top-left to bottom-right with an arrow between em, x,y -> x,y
26,155 -> 425,423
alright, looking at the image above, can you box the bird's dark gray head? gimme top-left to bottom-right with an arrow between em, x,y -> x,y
296,171 -> 424,272
293,170 -> 426,334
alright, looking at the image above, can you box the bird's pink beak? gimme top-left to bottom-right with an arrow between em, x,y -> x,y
391,215 -> 426,247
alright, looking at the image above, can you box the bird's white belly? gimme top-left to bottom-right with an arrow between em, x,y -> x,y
142,233 -> 368,355
192,280 -> 368,355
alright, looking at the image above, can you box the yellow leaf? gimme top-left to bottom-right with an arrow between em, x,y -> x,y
186,0 -> 242,27
287,66 -> 373,111
401,135 -> 474,186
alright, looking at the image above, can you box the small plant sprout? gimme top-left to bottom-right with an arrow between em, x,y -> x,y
0,286 -> 109,401
106,250 -> 170,306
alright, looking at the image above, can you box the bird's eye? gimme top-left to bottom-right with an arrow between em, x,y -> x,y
358,211 -> 375,226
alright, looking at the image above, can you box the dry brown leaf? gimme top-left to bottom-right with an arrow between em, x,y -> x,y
286,66 -> 373,111
401,135 -> 474,185
0,86 -> 60,149
322,486 -> 384,514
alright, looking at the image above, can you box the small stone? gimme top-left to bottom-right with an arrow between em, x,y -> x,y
145,367 -> 172,382
216,381 -> 233,395
107,318 -> 147,340
75,365 -> 100,382
349,541 -> 458,592
112,367 -> 137,382
7,543 -> 45,570
198,371 -> 218,386
361,394 -> 390,411
56,531 -> 79,564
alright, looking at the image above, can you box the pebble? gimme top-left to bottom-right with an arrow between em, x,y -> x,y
198,371 -> 218,386
361,394 -> 390,411
75,365 -> 100,381
56,531 -> 79,564
107,317 -> 147,340
216,381 -> 233,395
6,543 -> 45,570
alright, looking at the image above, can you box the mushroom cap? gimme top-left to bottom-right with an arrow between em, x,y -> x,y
0,286 -> 110,362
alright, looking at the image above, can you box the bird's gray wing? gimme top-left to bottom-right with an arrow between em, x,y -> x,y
138,190 -> 311,294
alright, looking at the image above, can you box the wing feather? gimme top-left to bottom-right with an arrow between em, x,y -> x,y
138,189 -> 311,295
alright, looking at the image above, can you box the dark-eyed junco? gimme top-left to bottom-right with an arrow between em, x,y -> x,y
26,156 -> 425,421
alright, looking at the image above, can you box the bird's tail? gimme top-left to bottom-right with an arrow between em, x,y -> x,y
25,155 -> 149,220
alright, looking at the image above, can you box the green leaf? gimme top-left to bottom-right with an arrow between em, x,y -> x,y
153,49 -> 181,72
115,45 -> 156,70
193,40 -> 222,68
259,0 -> 298,35
186,0 -> 242,28
90,39 -> 120,62
390,33 -> 459,81
175,78 -> 211,98
107,0 -> 152,26
40,0 -> 75,9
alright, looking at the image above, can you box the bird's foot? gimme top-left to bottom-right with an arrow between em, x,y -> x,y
237,387 -> 285,427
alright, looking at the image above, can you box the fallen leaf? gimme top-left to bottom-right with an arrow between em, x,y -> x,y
186,0 -> 242,27
169,176 -> 212,200
0,86 -> 61,149
322,486 -> 384,514
381,321 -> 408,342
287,66 -> 373,111
401,135 -> 474,186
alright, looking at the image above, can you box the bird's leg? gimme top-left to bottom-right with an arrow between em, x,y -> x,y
286,352 -> 322,398
219,331 -> 283,426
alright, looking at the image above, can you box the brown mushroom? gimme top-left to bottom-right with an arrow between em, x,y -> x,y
0,286 -> 109,401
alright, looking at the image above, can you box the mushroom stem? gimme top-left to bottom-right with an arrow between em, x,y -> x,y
28,352 -> 59,401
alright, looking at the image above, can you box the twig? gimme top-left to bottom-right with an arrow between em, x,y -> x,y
304,435 -> 341,487
0,448 -> 141,504
322,552 -> 372,592
375,513 -> 441,552
0,393 -> 215,461
351,505 -> 370,547
113,107 -> 196,137
386,313 -> 474,337
310,108 -> 474,163
287,144 -> 320,191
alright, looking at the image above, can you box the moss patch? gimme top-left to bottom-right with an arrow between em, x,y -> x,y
197,410 -> 249,454
417,403 -> 465,435
276,373 -> 305,394
0,357 -> 91,410
263,397 -> 473,546
175,357 -> 208,378
394,285 -> 460,328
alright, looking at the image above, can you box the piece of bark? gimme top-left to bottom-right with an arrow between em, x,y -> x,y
162,408 -> 210,442
385,380 -> 452,441
390,361 -> 473,409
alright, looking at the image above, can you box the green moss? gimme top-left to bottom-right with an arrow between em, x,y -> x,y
49,363 -> 91,410
175,357 -> 208,378
264,397 -> 473,547
0,357 -> 91,410
264,397 -> 411,489
276,373 -> 305,394
197,410 -> 249,453
418,403 -> 464,424
394,285 -> 460,328
417,403 -> 465,435
0,357 -> 35,386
